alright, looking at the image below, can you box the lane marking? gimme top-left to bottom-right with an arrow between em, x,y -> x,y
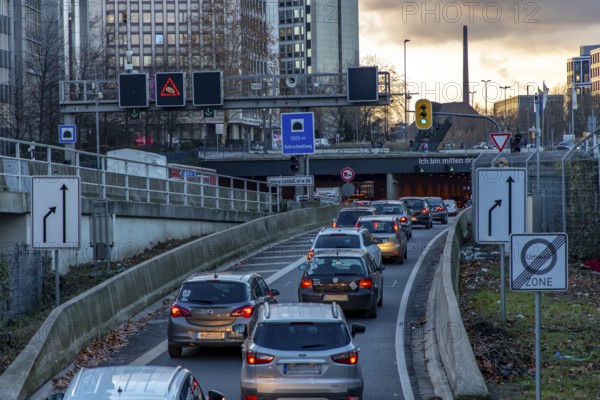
395,229 -> 447,400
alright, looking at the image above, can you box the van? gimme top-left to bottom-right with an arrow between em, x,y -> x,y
315,138 -> 331,147
57,365 -> 225,400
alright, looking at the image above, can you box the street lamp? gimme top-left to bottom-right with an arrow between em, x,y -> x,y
403,39 -> 410,131
481,80 -> 491,114
125,50 -> 133,73
500,85 -> 512,130
469,90 -> 477,107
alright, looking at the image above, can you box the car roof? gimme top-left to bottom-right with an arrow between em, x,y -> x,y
185,271 -> 256,283
259,302 -> 345,323
371,200 -> 405,205
65,365 -> 190,399
357,215 -> 398,221
339,206 -> 376,212
318,227 -> 364,235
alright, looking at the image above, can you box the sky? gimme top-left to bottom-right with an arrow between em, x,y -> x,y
359,0 -> 600,111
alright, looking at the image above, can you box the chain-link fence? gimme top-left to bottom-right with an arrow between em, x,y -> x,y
473,134 -> 600,261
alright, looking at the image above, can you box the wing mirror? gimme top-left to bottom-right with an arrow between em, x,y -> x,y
351,323 -> 366,337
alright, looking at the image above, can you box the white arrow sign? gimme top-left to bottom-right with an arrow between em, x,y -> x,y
475,168 -> 527,243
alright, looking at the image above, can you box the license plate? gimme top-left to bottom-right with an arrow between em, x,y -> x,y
196,331 -> 225,340
284,363 -> 322,375
323,294 -> 348,302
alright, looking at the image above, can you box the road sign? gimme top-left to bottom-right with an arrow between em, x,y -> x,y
475,168 -> 527,243
58,125 -> 77,144
203,107 -> 214,118
341,167 -> 355,182
31,176 -> 81,249
281,112 -> 315,155
341,182 -> 355,197
129,109 -> 140,119
193,71 -> 223,106
510,233 -> 568,291
490,133 -> 511,152
347,66 -> 379,102
267,176 -> 314,186
155,72 -> 185,107
118,73 -> 149,108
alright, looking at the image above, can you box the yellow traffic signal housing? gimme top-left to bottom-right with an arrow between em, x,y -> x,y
415,99 -> 433,130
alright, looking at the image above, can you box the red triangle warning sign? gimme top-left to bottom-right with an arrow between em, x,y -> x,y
490,133 -> 511,152
160,78 -> 181,97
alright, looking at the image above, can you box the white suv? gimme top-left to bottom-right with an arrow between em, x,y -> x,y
308,227 -> 382,267
236,302 -> 366,400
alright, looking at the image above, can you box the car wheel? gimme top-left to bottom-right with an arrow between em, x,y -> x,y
365,301 -> 378,318
168,345 -> 183,358
427,220 -> 432,229
377,288 -> 383,307
398,250 -> 405,265
404,246 -> 408,259
443,215 -> 448,224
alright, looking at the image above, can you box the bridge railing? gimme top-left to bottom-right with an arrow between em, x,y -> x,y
0,137 -> 277,213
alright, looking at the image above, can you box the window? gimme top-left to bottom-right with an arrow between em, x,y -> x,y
155,34 -> 164,45
253,322 -> 350,350
155,11 -> 163,23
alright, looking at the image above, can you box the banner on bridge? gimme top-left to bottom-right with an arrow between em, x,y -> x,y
267,176 -> 314,186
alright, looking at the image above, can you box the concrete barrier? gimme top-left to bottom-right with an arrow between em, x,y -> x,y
0,205 -> 341,400
426,208 -> 491,399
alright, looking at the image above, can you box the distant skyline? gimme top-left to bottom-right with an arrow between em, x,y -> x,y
359,1 -> 600,112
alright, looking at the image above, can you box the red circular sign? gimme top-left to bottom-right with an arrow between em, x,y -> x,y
341,167 -> 355,182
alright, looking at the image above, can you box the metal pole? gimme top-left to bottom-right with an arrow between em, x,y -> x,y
481,80 -> 490,114
535,291 -> 542,400
54,250 -> 60,306
500,244 -> 506,323
404,39 -> 410,129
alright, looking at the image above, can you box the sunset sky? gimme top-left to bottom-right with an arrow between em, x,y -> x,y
359,0 -> 600,112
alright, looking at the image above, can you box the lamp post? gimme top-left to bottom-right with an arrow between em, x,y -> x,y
469,90 -> 477,107
481,79 -> 491,114
500,85 -> 512,130
403,39 -> 410,133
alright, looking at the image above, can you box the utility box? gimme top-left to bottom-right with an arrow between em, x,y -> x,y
90,201 -> 114,261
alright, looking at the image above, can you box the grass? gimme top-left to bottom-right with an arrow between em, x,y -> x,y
461,243 -> 600,400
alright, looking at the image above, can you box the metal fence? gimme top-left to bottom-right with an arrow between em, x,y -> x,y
0,137 -> 278,213
473,131 -> 600,261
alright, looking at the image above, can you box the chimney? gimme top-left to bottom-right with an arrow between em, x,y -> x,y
463,25 -> 469,104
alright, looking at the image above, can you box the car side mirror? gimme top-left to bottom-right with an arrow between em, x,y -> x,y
351,323 -> 366,337
378,264 -> 385,271
299,263 -> 307,270
269,288 -> 280,297
207,390 -> 226,400
232,324 -> 248,339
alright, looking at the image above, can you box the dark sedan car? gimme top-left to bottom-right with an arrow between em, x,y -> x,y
424,196 -> 449,224
400,197 -> 433,229
298,249 -> 384,318
332,206 -> 378,228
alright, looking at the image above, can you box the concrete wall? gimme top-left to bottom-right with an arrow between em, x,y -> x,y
426,208 -> 491,399
0,205 -> 342,400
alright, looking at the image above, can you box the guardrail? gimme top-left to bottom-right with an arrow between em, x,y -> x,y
0,137 -> 277,213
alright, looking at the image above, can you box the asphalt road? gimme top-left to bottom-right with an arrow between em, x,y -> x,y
34,220 -> 452,400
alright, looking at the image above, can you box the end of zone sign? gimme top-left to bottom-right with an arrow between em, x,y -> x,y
510,233 -> 568,291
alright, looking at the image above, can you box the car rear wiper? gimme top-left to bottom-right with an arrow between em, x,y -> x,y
301,343 -> 327,349
187,299 -> 213,304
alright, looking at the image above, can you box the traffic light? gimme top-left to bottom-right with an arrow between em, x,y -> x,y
415,99 -> 433,130
290,156 -> 300,174
510,133 -> 522,153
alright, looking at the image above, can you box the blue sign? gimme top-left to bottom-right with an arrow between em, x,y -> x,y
59,125 -> 77,144
281,112 -> 315,155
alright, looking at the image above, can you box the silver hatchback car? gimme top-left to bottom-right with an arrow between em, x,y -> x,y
236,302 -> 366,400
167,272 -> 279,357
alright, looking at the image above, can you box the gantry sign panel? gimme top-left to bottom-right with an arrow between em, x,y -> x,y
118,73 -> 149,108
155,72 -> 185,107
193,71 -> 223,107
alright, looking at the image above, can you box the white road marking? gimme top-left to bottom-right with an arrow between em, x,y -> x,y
395,229 -> 447,400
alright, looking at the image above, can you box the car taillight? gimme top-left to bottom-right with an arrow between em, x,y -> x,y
230,305 -> 254,318
393,223 -> 399,232
359,278 -> 372,289
400,216 -> 407,223
244,397 -> 258,400
170,303 -> 192,318
436,206 -> 444,211
247,351 -> 274,365
422,208 -> 429,214
332,222 -> 338,227
307,249 -> 314,260
301,278 -> 313,289
331,350 -> 359,365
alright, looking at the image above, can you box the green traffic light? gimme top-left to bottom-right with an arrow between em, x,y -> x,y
420,118 -> 427,124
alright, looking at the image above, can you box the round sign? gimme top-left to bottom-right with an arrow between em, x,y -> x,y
341,167 -> 355,182
341,182 -> 355,197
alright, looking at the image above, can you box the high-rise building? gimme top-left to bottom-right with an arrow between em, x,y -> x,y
278,0 -> 359,75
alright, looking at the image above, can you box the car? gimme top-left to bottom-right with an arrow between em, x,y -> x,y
298,249 -> 384,317
472,142 -> 491,149
400,196 -> 434,229
556,141 -> 576,150
59,365 -> 225,400
167,272 -> 280,357
356,215 -> 408,264
332,206 -> 378,228
308,227 -> 383,267
423,196 -> 449,224
236,302 -> 366,400
370,199 -> 413,239
443,199 -> 459,216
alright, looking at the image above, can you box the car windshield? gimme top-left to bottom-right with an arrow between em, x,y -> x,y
253,322 -> 350,350
314,234 -> 360,249
375,205 -> 403,215
428,198 -> 443,206
357,220 -> 396,234
336,210 -> 373,225
179,281 -> 248,304
307,257 -> 367,276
